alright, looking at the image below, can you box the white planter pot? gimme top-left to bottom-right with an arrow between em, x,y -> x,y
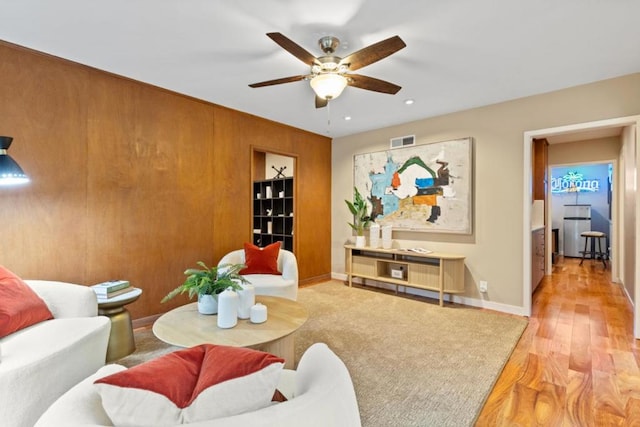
355,235 -> 366,248
197,294 -> 218,315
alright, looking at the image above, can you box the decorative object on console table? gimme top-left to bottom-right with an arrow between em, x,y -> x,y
161,261 -> 247,315
369,223 -> 380,248
381,225 -> 393,249
252,176 -> 294,251
98,287 -> 142,362
345,186 -> 372,248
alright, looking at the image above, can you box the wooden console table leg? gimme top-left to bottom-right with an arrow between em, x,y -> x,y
345,247 -> 353,287
439,265 -> 445,307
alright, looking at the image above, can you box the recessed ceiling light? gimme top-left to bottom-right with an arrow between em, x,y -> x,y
344,116 -> 352,121
404,99 -> 415,105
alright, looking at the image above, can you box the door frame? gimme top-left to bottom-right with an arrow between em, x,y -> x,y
522,116 -> 640,337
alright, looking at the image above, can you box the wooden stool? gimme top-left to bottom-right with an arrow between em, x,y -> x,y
579,231 -> 607,268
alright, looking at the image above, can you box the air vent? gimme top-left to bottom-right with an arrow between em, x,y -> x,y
390,135 -> 415,149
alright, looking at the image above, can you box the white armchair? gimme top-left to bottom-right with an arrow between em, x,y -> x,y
218,249 -> 298,300
0,280 -> 111,427
35,343 -> 361,427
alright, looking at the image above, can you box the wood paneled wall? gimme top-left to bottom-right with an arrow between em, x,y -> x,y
0,41 -> 331,319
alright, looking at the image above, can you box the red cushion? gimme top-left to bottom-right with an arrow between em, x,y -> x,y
240,241 -> 282,275
94,344 -> 285,425
0,266 -> 54,338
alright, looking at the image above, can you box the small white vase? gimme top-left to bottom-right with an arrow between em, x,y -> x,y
217,287 -> 239,329
381,225 -> 393,249
197,294 -> 218,315
369,224 -> 380,248
237,282 -> 255,320
355,235 -> 366,248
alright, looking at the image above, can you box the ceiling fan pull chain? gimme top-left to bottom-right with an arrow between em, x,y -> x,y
326,100 -> 331,134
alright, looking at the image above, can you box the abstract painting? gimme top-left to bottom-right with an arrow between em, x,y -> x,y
353,137 -> 473,234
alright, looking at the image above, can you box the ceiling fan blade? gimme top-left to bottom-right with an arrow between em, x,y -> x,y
267,32 -> 319,66
347,74 -> 402,94
339,35 -> 406,71
249,75 -> 307,88
315,96 -> 328,109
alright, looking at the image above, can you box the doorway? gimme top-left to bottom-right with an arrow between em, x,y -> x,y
250,147 -> 298,253
550,163 -> 613,262
522,115 -> 640,337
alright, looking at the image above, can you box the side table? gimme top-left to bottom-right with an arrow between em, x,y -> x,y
98,288 -> 142,362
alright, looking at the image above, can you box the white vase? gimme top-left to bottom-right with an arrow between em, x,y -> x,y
237,282 -> 255,320
217,287 -> 239,329
382,225 -> 393,249
355,235 -> 366,248
369,224 -> 380,248
197,294 -> 218,315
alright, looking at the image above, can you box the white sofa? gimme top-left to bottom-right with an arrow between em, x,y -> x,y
218,249 -> 299,300
0,280 -> 111,427
35,343 -> 361,427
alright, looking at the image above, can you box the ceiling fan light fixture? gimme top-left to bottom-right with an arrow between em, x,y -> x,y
310,74 -> 348,100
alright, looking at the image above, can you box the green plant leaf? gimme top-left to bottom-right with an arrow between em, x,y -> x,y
161,261 -> 249,303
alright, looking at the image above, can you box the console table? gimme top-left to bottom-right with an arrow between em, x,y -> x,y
344,245 -> 465,306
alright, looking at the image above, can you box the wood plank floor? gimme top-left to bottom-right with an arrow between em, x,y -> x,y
476,257 -> 640,426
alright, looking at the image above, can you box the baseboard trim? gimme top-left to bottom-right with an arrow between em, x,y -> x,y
299,273 -> 332,287
132,314 -> 160,330
331,272 -> 528,317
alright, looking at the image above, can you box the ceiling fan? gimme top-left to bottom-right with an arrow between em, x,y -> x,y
249,32 -> 406,108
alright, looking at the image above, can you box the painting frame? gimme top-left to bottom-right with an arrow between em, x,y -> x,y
353,137 -> 473,234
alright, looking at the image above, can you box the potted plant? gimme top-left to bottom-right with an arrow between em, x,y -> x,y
345,187 -> 372,248
161,261 -> 249,314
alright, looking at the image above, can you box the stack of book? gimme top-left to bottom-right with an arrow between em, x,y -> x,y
92,280 -> 132,301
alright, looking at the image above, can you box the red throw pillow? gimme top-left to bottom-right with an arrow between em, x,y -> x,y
94,344 -> 285,425
0,265 -> 54,338
240,241 -> 281,275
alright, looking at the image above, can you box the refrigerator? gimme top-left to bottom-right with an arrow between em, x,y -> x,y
563,204 -> 591,258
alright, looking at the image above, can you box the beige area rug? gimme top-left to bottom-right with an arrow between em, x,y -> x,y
118,280 -> 527,426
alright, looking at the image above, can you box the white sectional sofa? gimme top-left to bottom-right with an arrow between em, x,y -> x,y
35,343 -> 361,427
0,280 -> 111,427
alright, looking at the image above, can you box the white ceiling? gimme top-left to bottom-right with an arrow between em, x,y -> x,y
1,1 -> 640,138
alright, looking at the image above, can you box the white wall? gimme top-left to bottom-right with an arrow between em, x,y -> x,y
332,73 -> 640,314
265,153 -> 294,178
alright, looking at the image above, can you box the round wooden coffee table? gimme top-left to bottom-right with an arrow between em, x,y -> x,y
152,296 -> 308,368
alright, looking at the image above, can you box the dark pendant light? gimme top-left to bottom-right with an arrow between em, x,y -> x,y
0,136 -> 30,186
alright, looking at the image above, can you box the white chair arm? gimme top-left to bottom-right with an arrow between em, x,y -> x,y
218,250 -> 246,267
279,251 -> 298,282
24,280 -> 98,318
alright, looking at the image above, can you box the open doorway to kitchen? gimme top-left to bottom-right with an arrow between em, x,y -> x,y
550,162 -> 613,263
523,116 -> 640,338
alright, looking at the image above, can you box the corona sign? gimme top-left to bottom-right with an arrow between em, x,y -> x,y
551,171 -> 599,194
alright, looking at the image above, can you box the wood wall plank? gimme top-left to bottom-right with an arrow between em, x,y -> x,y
0,41 -> 331,319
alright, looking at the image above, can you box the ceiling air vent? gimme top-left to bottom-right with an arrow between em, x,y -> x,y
390,135 -> 415,149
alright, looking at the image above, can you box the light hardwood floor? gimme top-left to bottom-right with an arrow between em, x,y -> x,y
476,257 -> 640,426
